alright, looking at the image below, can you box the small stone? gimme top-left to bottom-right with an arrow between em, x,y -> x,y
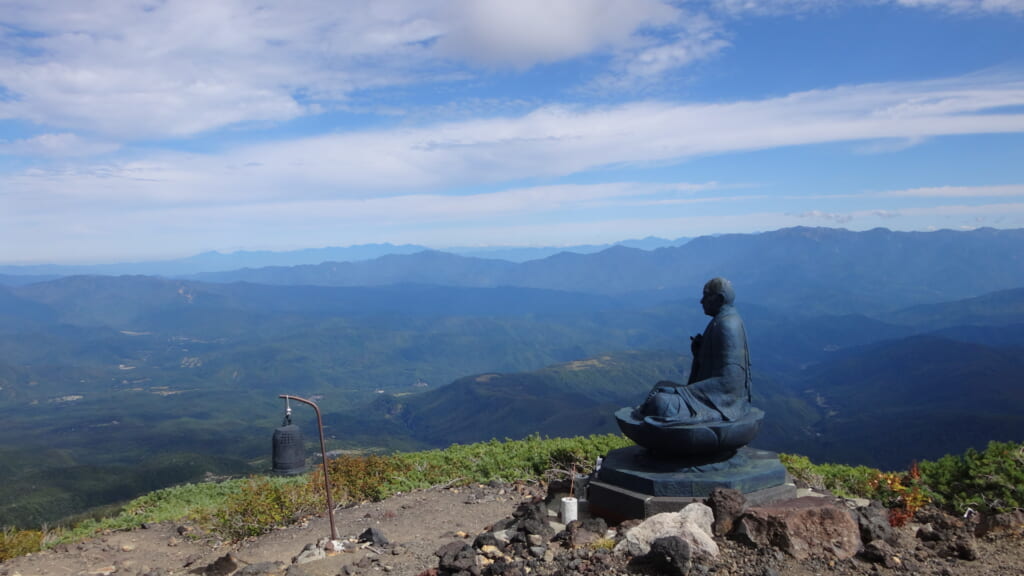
292,543 -> 326,565
358,527 -> 390,548
862,540 -> 900,568
196,554 -> 239,576
480,545 -> 504,559
473,532 -> 504,550
527,534 -> 544,546
455,530 -> 471,538
952,537 -> 979,561
120,544 -> 136,552
529,546 -> 546,558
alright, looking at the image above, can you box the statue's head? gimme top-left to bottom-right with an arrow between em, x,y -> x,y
701,277 -> 735,316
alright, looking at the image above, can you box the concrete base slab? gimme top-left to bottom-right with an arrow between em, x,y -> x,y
588,445 -> 796,523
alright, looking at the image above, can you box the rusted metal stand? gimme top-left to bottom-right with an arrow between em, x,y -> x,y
279,394 -> 338,540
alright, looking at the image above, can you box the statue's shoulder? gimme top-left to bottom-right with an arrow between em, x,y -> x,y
714,306 -> 745,332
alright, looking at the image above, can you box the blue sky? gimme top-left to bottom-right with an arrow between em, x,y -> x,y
1,0 -> 1023,264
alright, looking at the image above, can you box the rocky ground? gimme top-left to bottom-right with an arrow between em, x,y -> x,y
1,481 -> 1021,576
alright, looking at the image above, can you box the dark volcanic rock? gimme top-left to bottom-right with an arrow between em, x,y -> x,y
563,517 -> 608,548
512,501 -> 554,538
359,526 -> 390,547
436,541 -> 477,575
706,487 -> 746,537
976,510 -> 1024,538
194,553 -> 239,576
473,532 -> 506,551
852,500 -> 897,545
861,539 -> 900,568
644,536 -> 692,576
733,497 -> 861,560
915,505 -> 980,561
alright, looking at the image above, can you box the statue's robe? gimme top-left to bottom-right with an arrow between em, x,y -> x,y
639,304 -> 752,425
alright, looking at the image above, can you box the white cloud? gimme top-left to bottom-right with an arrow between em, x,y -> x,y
0,133 -> 119,156
788,210 -> 855,223
3,0 -> 1018,145
875,184 -> 1024,197
4,73 -> 1024,211
707,0 -> 1024,15
0,0 -> 706,139
4,70 -> 1024,262
890,0 -> 1024,15
435,0 -> 679,68
708,0 -> 841,16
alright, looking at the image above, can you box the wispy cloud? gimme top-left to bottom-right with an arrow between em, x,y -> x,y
890,0 -> 1024,15
0,133 -> 119,157
874,184 -> 1024,198
788,210 -> 855,224
709,0 -> 1024,15
4,73 -> 1024,210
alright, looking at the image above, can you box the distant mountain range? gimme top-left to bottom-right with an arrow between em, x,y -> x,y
0,236 -> 692,277
182,227 -> 1024,314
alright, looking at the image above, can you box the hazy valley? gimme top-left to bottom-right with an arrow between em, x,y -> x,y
1,226 -> 1023,528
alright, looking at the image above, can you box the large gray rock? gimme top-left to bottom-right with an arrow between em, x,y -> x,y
733,497 -> 861,560
851,501 -> 896,545
615,503 -> 718,560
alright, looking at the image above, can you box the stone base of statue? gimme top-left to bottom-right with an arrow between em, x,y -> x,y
587,444 -> 795,523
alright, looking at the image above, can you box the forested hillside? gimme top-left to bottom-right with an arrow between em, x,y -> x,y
1,227 -> 1022,526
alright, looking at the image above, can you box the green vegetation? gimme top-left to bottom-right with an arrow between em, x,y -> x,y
383,433 -> 634,493
214,476 -> 321,540
1,435 -> 1022,560
0,528 -> 43,562
919,440 -> 1024,514
218,434 -> 633,540
782,440 -> 1024,524
779,453 -> 882,499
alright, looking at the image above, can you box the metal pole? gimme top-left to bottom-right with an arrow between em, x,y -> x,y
279,394 -> 338,541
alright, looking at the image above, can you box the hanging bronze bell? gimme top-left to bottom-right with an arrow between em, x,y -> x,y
272,412 -> 307,475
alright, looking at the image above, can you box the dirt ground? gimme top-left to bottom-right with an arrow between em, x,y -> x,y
1,483 -> 1022,576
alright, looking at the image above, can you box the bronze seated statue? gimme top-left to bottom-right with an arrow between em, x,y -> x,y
616,277 -> 763,458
